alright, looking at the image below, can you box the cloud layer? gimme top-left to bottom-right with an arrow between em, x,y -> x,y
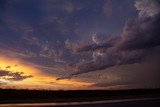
0,0 -> 159,89
57,0 -> 160,80
0,69 -> 33,81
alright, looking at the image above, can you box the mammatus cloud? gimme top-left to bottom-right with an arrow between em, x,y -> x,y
57,0 -> 160,80
0,69 -> 33,81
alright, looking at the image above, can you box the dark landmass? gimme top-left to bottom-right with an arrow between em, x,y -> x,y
0,89 -> 160,104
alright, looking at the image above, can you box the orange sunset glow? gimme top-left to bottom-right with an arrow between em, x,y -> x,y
0,55 -> 92,90
0,0 -> 160,106
0,0 -> 160,91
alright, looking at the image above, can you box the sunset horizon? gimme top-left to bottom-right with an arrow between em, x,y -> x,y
0,0 -> 160,91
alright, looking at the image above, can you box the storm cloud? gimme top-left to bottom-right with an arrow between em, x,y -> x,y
57,0 -> 160,79
0,0 -> 159,89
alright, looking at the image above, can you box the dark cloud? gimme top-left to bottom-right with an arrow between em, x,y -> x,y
111,0 -> 160,52
57,0 -> 160,79
0,0 -> 159,89
0,70 -> 9,77
116,16 -> 160,51
56,49 -> 146,80
56,76 -> 72,81
5,66 -> 11,69
75,34 -> 118,53
72,50 -> 146,75
0,0 -> 97,70
89,51 -> 160,89
0,69 -> 33,81
135,0 -> 160,18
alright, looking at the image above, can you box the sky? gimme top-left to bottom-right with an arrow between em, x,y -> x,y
0,0 -> 160,90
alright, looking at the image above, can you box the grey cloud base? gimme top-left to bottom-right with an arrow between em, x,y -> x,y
57,0 -> 160,82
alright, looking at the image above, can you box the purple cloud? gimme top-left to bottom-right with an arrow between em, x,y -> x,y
0,69 -> 33,81
57,0 -> 160,80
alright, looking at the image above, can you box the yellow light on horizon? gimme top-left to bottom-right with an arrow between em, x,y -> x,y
0,55 -> 93,90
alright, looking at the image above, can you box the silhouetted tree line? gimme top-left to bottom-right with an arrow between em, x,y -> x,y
0,89 -> 160,103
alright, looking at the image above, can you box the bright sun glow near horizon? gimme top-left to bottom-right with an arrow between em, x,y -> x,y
0,0 -> 160,90
0,55 -> 93,90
